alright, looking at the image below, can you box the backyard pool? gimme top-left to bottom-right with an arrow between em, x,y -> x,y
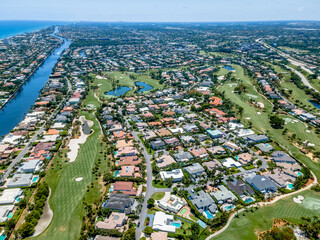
244,198 -> 254,204
297,172 -> 302,177
287,183 -> 294,190
0,234 -> 6,240
7,212 -> 13,219
205,210 -> 214,219
109,185 -> 114,192
170,222 -> 181,228
114,171 -> 120,178
224,205 -> 235,211
32,176 -> 39,183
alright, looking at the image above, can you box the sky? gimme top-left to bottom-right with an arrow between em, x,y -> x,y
1,0 -> 320,22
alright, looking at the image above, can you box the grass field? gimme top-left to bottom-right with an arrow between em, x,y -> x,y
91,71 -> 163,100
33,89 -> 108,240
266,63 -> 318,113
151,192 -> 165,200
216,64 -> 320,178
212,190 -> 320,240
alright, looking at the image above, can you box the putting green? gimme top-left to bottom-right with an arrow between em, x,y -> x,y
302,197 -> 320,210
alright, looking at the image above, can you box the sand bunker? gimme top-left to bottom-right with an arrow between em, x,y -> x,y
75,177 -> 83,182
67,116 -> 93,162
302,197 -> 320,210
293,195 -> 305,204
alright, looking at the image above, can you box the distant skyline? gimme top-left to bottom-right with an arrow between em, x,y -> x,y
1,0 -> 320,22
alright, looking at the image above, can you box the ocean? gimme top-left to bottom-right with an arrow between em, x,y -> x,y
0,20 -> 68,40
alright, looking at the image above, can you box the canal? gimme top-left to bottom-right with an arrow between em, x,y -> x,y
0,27 -> 71,137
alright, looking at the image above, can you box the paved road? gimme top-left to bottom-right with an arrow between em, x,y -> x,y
205,170 -> 318,240
287,65 -> 319,93
256,39 -> 319,93
124,119 -> 172,239
1,79 -> 71,183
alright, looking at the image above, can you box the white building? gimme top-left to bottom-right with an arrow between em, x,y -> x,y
0,205 -> 14,222
158,194 -> 185,213
222,158 -> 242,168
160,169 -> 184,182
0,188 -> 22,205
152,211 -> 176,233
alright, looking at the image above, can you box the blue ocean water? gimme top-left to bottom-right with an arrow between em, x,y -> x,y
0,20 -> 66,39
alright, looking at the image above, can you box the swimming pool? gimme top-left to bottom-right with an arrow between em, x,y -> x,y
205,210 -> 214,219
297,172 -> 302,177
114,171 -> 120,177
171,222 -> 181,228
32,176 -> 39,183
15,197 -> 20,202
224,205 -> 235,211
245,198 -> 254,204
288,183 -> 294,190
0,234 -> 6,240
7,212 -> 13,219
109,185 -> 114,192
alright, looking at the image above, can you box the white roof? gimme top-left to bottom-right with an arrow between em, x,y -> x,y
160,169 -> 184,181
0,188 -> 22,205
0,205 -> 14,222
222,158 -> 242,168
152,211 -> 176,233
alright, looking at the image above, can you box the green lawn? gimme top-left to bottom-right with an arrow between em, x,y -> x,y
217,65 -> 320,178
151,192 -> 165,200
91,71 -> 163,100
212,190 -> 320,240
33,89 -> 106,240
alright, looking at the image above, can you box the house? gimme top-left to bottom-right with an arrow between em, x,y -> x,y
156,155 -> 176,169
245,174 -> 278,193
184,124 -> 199,133
184,163 -> 206,180
0,188 -> 23,205
113,181 -> 137,196
237,153 -> 253,165
264,169 -> 296,188
156,128 -> 172,137
191,190 -> 217,216
17,160 -> 42,173
7,173 -> 33,188
207,129 -> 223,139
151,232 -> 168,240
152,211 -> 177,233
190,147 -> 208,159
180,135 -> 195,144
158,194 -> 185,213
95,212 -> 127,230
227,179 -> 255,199
164,137 -> 180,147
160,169 -> 184,182
150,138 -> 166,150
246,134 -> 269,143
222,158 -> 241,168
207,146 -> 226,155
103,193 -> 134,214
173,151 -> 193,162
210,185 -> 238,204
255,143 -> 274,153
271,151 -> 296,164
195,134 -> 209,142
222,141 -> 241,152
202,159 -> 222,170
0,205 -> 14,223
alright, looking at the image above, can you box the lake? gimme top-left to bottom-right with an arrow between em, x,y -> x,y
106,86 -> 131,96
223,65 -> 235,71
136,81 -> 153,93
0,27 -> 71,137
309,100 -> 320,109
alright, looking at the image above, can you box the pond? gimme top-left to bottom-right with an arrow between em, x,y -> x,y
106,86 -> 131,96
136,81 -> 153,93
223,65 -> 235,71
308,100 -> 320,109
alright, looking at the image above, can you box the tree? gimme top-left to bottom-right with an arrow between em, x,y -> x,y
143,226 -> 153,235
269,115 -> 285,129
147,198 -> 155,207
191,222 -> 200,237
122,228 -> 135,240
